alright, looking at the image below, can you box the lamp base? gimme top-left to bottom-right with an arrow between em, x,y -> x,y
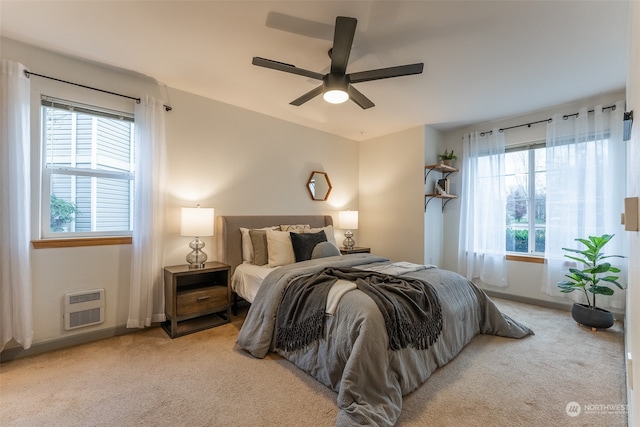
342,230 -> 355,251
186,237 -> 207,269
187,260 -> 207,269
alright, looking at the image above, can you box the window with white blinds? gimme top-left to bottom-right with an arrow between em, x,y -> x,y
41,96 -> 135,238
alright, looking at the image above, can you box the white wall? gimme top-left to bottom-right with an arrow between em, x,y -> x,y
1,37 -> 358,350
424,126 -> 445,267
358,125 -> 444,266
625,3 -> 639,424
162,87 -> 359,267
359,126 -> 426,264
440,90 -> 626,309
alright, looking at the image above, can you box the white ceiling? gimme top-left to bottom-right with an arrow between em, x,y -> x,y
0,1 -> 629,141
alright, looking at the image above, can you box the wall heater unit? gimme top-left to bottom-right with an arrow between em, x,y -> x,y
64,289 -> 105,330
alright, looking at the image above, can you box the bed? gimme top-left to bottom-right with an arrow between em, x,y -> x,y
216,215 -> 533,427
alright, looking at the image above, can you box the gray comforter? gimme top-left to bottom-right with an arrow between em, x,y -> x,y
237,254 -> 533,427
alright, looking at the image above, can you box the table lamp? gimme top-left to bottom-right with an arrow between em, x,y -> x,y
181,205 -> 214,269
339,210 -> 358,251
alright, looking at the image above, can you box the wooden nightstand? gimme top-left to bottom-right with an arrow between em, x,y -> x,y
340,246 -> 371,254
162,261 -> 230,338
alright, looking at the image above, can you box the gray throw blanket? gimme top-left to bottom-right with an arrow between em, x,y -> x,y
276,267 -> 442,352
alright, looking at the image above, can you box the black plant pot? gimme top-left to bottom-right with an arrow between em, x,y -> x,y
571,303 -> 614,330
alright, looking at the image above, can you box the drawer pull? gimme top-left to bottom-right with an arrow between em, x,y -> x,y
196,296 -> 211,302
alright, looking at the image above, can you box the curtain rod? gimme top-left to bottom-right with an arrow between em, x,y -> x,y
24,70 -> 172,112
479,104 -> 616,136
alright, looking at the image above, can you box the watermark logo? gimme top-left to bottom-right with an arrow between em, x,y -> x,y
566,401 -> 581,417
565,401 -> 627,417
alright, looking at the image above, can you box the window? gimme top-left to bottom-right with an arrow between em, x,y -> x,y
41,96 -> 135,238
504,143 -> 546,255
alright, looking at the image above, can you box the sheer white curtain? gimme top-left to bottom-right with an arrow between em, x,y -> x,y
127,95 -> 167,328
1,60 -> 33,350
458,128 -> 508,287
542,101 -> 627,310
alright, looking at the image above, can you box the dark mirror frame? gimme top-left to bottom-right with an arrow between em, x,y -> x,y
306,171 -> 332,201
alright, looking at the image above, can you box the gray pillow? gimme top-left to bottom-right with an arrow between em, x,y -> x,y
290,230 -> 327,262
311,241 -> 341,259
249,229 -> 268,266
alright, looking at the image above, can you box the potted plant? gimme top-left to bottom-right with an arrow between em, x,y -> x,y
438,149 -> 457,167
50,194 -> 80,232
557,234 -> 625,330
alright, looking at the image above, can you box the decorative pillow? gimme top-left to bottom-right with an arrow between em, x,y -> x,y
266,229 -> 296,267
240,226 -> 278,263
290,230 -> 327,262
249,229 -> 268,266
240,227 -> 253,263
311,241 -> 342,259
308,225 -> 339,249
280,224 -> 310,232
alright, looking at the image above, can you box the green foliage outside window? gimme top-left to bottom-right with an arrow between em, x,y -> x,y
506,228 -> 545,253
50,194 -> 80,232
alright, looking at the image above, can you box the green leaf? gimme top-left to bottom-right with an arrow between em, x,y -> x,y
600,277 -> 625,290
563,255 -> 590,266
584,263 -> 612,274
562,247 -> 588,256
602,255 -> 626,260
575,238 -> 596,251
588,285 -> 614,296
568,269 -> 590,281
557,282 -> 577,293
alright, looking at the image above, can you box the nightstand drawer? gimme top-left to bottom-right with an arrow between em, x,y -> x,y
177,286 -> 227,316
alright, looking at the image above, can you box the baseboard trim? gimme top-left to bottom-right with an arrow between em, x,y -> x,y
484,290 -> 625,321
0,324 -> 146,363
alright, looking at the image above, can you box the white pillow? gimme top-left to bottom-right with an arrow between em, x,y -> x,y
266,229 -> 296,267
240,228 -> 253,263
240,226 -> 277,263
308,225 -> 339,249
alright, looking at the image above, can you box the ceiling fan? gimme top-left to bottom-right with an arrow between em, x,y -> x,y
252,16 -> 424,109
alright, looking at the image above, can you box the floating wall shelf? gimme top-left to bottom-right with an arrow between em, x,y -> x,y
424,164 -> 459,212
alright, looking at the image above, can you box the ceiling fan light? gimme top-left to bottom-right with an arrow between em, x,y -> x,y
323,89 -> 349,104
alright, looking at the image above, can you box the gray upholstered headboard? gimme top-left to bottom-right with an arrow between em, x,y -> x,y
216,215 -> 333,275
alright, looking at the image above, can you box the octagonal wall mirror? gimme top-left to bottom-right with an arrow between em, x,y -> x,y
307,171 -> 332,201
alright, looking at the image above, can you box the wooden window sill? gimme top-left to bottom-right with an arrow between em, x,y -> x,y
505,254 -> 546,264
32,236 -> 132,249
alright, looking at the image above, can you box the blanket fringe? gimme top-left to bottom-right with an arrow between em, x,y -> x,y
276,310 -> 325,352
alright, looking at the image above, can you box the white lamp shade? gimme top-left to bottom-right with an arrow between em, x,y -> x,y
181,207 -> 214,237
339,210 -> 358,230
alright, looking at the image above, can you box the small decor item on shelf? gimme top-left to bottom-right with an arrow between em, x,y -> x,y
436,178 -> 450,195
438,149 -> 457,167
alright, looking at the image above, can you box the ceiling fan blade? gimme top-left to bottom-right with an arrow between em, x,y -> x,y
349,63 -> 424,84
330,17 -> 357,75
290,85 -> 324,106
266,12 -> 334,41
252,57 -> 324,80
347,85 -> 375,109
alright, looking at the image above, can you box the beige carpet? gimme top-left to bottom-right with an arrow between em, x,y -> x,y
0,299 -> 627,427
